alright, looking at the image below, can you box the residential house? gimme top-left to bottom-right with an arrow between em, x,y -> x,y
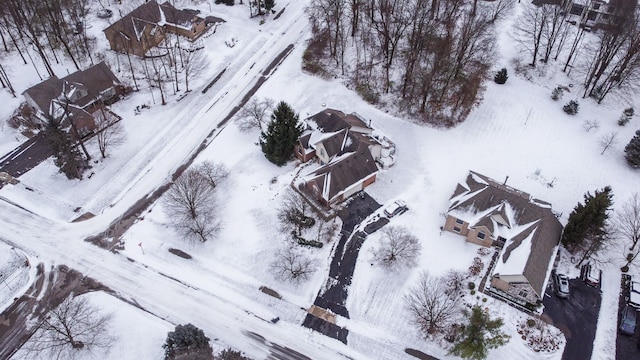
444,171 -> 563,308
103,0 -> 211,57
22,61 -> 125,137
295,109 -> 395,207
569,0 -> 638,30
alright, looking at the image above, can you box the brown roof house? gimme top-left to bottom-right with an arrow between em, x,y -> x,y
22,61 -> 125,137
294,109 -> 395,207
103,0 -> 211,57
443,171 -> 563,309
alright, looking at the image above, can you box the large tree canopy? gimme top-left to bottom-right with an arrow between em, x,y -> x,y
260,101 -> 303,166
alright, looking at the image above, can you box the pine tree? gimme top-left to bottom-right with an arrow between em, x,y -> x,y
260,101 -> 303,166
264,0 -> 275,12
551,87 -> 564,101
563,100 -> 579,115
44,118 -> 87,180
562,186 -> 614,252
449,306 -> 510,360
625,130 -> 640,168
494,68 -> 508,84
163,324 -> 213,360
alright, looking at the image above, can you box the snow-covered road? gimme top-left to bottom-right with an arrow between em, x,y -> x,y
0,3 -> 374,359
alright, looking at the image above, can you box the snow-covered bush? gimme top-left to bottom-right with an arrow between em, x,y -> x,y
563,100 -> 579,115
551,87 -> 564,101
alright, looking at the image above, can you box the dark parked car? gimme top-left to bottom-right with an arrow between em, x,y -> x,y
620,305 -> 637,335
554,273 -> 570,298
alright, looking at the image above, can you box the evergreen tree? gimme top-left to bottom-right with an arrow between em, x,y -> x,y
551,87 -> 564,101
618,107 -> 634,126
563,100 -> 579,115
264,0 -> 275,12
44,118 -> 87,180
494,68 -> 508,84
260,101 -> 303,166
449,306 -> 509,360
625,130 -> 640,168
214,349 -> 252,360
163,324 -> 213,360
562,186 -> 614,252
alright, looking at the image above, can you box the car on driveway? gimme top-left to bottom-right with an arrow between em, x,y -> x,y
620,305 -> 637,335
582,264 -> 601,288
629,281 -> 640,308
384,200 -> 407,218
555,273 -> 570,298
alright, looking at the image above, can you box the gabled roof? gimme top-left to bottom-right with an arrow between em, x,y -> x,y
449,171 -> 563,299
22,61 -> 121,115
104,0 -> 204,41
307,108 -> 371,134
306,150 -> 378,203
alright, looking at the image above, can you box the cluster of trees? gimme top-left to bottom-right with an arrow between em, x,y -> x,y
164,323 -> 252,360
405,270 -> 509,360
516,1 -> 640,104
0,0 -> 96,93
164,161 -> 228,243
305,0 -> 510,127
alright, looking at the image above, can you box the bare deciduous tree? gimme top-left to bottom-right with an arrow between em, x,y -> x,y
405,271 -> 461,335
443,269 -> 468,297
164,168 -> 220,243
582,119 -> 599,132
24,295 -> 114,359
278,189 -> 314,236
614,194 -> 640,269
270,247 -> 318,283
599,132 -> 618,155
95,108 -> 125,158
372,226 -> 421,269
181,44 -> 208,92
237,98 -> 275,132
196,161 -> 228,189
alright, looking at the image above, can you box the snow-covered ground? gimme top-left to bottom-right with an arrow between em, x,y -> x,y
1,0 -> 639,359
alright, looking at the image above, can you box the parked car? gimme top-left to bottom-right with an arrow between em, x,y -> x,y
384,200 -> 407,218
582,264 -> 601,288
620,305 -> 637,335
554,273 -> 570,298
629,281 -> 640,308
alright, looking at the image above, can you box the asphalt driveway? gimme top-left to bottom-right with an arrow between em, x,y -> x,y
542,277 -> 601,360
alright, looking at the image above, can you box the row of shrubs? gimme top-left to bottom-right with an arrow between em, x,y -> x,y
291,231 -> 323,248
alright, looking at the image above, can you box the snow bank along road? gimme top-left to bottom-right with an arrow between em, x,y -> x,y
0,4 -> 378,360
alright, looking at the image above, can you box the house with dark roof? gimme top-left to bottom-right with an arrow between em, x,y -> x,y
295,109 -> 395,206
22,61 -> 125,137
444,171 -> 563,308
103,0 -> 212,57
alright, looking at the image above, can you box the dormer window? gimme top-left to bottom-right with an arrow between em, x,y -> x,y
477,232 -> 486,240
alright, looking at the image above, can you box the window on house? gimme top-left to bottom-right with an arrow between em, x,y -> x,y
453,226 -> 461,233
477,232 -> 486,240
519,290 -> 528,298
455,218 -> 464,225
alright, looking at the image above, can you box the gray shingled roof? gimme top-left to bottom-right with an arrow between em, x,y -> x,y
103,0 -> 204,42
308,108 -> 370,133
22,61 -> 121,114
308,149 -> 378,202
449,171 -> 563,298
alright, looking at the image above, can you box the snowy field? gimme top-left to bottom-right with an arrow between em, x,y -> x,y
1,0 -> 639,359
